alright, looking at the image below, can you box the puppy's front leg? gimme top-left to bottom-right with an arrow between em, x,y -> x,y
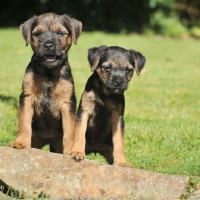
9,94 -> 33,149
112,110 -> 132,167
61,104 -> 76,154
70,91 -> 95,161
69,110 -> 88,160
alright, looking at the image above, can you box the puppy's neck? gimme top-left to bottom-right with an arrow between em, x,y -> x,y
28,54 -> 71,78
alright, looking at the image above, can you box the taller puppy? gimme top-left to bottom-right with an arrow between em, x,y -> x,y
9,13 -> 82,154
70,45 -> 146,167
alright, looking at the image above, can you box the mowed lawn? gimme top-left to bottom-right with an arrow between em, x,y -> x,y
0,29 -> 200,177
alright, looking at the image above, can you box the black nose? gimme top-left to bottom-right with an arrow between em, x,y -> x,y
44,42 -> 54,50
114,80 -> 123,87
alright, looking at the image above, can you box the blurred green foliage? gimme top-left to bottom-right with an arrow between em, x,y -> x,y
190,26 -> 200,38
149,0 -> 200,37
150,11 -> 187,37
0,0 -> 200,37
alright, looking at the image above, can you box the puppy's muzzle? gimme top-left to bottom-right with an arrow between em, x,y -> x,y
106,76 -> 127,94
43,41 -> 56,62
44,42 -> 55,51
113,78 -> 123,87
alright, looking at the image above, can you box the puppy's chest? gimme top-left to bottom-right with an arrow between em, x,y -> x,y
33,80 -> 61,118
86,103 -> 113,147
88,102 -> 112,129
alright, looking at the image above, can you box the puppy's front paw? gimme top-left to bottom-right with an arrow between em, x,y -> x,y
9,141 -> 30,149
115,161 -> 132,168
70,151 -> 86,161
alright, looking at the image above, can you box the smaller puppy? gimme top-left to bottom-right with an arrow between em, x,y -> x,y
9,13 -> 82,154
70,45 -> 146,167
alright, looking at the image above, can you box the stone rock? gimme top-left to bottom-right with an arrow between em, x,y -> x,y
188,189 -> 200,200
0,146 -> 189,199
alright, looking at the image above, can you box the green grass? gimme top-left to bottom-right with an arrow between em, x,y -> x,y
0,29 -> 200,178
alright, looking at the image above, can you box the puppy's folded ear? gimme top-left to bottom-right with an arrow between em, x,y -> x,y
88,45 -> 108,71
129,49 -> 146,76
63,15 -> 82,44
20,16 -> 37,46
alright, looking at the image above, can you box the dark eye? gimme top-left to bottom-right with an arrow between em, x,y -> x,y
32,32 -> 42,37
125,67 -> 133,73
103,66 -> 111,72
58,32 -> 64,37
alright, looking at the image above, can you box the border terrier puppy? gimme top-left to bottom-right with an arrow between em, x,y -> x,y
9,13 -> 82,154
70,45 -> 146,167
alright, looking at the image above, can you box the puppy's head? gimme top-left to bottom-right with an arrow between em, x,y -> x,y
20,13 -> 82,68
88,46 -> 146,94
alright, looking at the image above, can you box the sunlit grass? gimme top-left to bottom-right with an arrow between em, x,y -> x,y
0,28 -> 200,176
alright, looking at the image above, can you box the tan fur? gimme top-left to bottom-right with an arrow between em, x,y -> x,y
31,24 -> 72,53
111,109 -> 126,165
70,91 -> 96,159
57,80 -> 75,154
96,67 -> 111,84
10,72 -> 76,152
69,45 -> 146,167
9,13 -> 82,153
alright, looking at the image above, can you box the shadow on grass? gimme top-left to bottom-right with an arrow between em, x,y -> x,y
0,94 -> 18,109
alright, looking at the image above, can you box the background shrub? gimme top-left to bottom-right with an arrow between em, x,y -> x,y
0,0 -> 200,38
